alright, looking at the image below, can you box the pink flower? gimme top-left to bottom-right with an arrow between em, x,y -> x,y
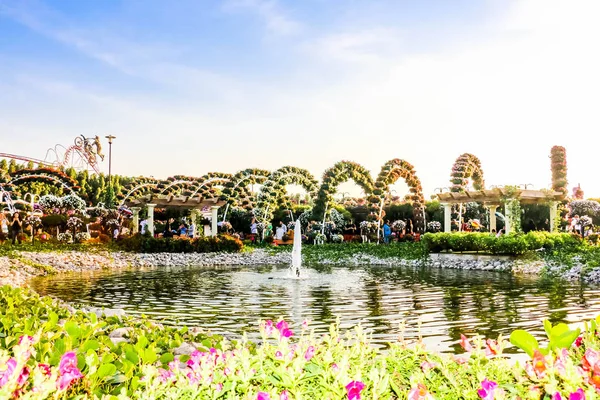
18,335 -> 34,345
263,320 -> 274,336
477,379 -> 498,400
532,350 -> 548,378
37,363 -> 51,376
332,363 -> 339,373
57,352 -> 83,390
484,339 -> 500,357
158,368 -> 174,383
420,361 -> 437,372
408,383 -> 433,400
345,381 -> 365,400
569,389 -> 585,400
0,358 -> 17,387
582,349 -> 600,372
276,320 -> 293,338
302,320 -> 309,329
275,351 -> 283,360
16,366 -> 30,387
552,392 -> 563,400
280,390 -> 290,400
257,392 -> 271,400
305,346 -> 315,361
460,334 -> 473,352
215,383 -> 223,392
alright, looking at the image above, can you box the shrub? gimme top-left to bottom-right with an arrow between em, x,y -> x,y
116,234 -> 243,253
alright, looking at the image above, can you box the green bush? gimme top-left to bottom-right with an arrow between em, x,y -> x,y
421,232 -> 585,256
116,234 -> 243,253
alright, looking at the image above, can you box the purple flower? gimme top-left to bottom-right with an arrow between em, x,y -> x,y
0,358 -> 17,388
569,389 -> 586,400
257,392 -> 271,400
276,320 -> 293,338
552,392 -> 563,400
57,352 -> 83,391
280,390 -> 290,400
304,346 -> 315,361
345,381 -> 365,400
477,379 -> 498,400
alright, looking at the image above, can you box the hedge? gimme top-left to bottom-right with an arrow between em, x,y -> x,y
421,232 -> 583,255
116,234 -> 244,253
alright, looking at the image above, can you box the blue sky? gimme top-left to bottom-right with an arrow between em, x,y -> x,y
1,0 -> 599,198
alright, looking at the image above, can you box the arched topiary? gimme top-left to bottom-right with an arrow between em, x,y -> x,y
118,177 -> 160,205
255,166 -> 319,223
312,161 -> 374,221
370,159 -> 426,233
221,169 -> 271,219
9,168 -> 79,194
550,146 -> 568,196
450,154 -> 485,192
186,172 -> 232,199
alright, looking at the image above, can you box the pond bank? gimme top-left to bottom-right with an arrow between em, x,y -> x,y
0,247 -> 564,288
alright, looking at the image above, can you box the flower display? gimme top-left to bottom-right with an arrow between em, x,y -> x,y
75,232 -> 91,242
66,216 -> 83,230
345,381 -> 365,400
427,221 -> 442,232
408,383 -> 434,400
62,194 -> 86,211
477,379 -> 501,400
57,352 -> 83,390
57,232 -> 73,243
25,215 -> 42,228
38,195 -> 62,211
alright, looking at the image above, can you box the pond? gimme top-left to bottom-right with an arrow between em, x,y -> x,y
29,264 -> 600,354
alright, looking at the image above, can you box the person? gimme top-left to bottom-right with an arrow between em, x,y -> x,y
275,221 -> 286,240
383,220 -> 391,244
188,221 -> 195,238
573,215 -> 582,236
264,223 -> 273,240
140,219 -> 147,235
11,212 -> 22,245
0,212 -> 8,237
113,226 -> 120,239
178,224 -> 187,236
250,218 -> 258,243
164,218 -> 176,238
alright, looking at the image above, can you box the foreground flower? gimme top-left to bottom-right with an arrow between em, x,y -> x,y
0,358 -> 17,387
532,350 -> 547,378
280,390 -> 290,400
276,320 -> 293,338
552,392 -> 562,400
485,339 -> 500,357
257,392 -> 270,400
460,334 -> 473,352
408,383 -> 434,400
420,360 -> 437,372
477,379 -> 498,400
57,352 -> 83,390
569,389 -> 585,400
346,380 -> 365,400
305,346 -> 316,361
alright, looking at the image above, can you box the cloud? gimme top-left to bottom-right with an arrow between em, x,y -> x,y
223,0 -> 301,36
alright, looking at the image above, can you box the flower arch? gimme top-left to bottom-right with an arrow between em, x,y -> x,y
118,178 -> 160,206
312,161 -> 374,221
220,169 -> 271,220
370,159 -> 426,233
255,166 -> 319,222
450,154 -> 485,192
8,168 -> 79,194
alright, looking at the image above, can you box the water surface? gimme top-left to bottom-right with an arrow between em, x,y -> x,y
30,264 -> 600,354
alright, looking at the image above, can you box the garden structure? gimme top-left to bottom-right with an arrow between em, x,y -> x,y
437,187 -> 565,233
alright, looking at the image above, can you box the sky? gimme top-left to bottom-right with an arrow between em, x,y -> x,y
1,0 -> 599,199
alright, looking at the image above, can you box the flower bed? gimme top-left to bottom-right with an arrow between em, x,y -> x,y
115,234 -> 244,253
3,286 -> 600,398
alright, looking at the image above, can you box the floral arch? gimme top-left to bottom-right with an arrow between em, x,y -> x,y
450,153 -> 485,193
255,166 -> 319,223
371,159 -> 426,233
312,161 -> 374,221
8,168 -> 79,194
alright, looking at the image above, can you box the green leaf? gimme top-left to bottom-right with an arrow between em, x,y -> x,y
64,321 -> 81,339
509,330 -> 539,357
125,349 -> 139,364
159,353 -> 174,364
82,340 -> 101,352
98,363 -> 117,379
551,328 -> 581,351
543,319 -> 552,338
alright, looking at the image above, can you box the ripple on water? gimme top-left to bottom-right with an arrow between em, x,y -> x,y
28,264 -> 600,353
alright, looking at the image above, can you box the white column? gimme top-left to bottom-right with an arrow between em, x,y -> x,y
489,205 -> 497,232
190,209 -> 199,238
504,203 -> 511,234
147,204 -> 156,237
131,207 -> 141,234
443,203 -> 452,232
211,206 -> 219,237
549,201 -> 558,232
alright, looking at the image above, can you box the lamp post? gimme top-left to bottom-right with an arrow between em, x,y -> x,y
105,135 -> 116,207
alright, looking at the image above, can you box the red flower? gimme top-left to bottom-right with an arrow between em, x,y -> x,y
345,380 -> 365,400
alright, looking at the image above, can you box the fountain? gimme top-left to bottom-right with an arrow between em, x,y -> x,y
291,219 -> 302,277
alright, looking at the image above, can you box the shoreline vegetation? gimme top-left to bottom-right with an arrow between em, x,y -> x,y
1,285 -> 600,399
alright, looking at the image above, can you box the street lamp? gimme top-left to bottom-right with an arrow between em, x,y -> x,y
105,135 -> 116,207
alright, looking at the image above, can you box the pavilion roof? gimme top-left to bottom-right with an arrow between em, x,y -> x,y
436,188 -> 564,205
124,194 -> 226,209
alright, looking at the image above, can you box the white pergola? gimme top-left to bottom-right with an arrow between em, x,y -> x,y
124,195 -> 226,237
437,188 -> 565,233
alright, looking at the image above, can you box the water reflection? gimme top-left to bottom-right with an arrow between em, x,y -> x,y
29,264 -> 600,353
